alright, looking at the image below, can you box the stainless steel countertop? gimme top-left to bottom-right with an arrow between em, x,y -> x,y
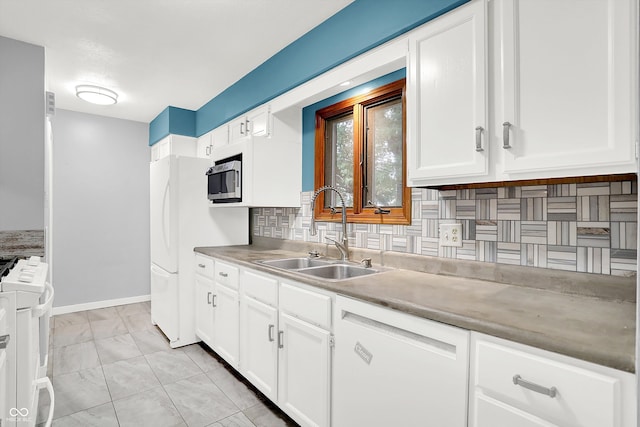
194,243 -> 636,373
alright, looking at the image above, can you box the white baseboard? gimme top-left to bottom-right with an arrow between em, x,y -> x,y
52,294 -> 151,316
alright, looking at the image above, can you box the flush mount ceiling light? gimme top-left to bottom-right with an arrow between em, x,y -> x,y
75,85 -> 118,105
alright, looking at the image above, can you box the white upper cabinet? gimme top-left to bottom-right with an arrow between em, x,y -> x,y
229,106 -> 271,144
247,106 -> 270,137
196,126 -> 230,160
210,106 -> 302,208
407,0 -> 488,186
407,0 -> 638,186
196,132 -> 212,159
229,115 -> 251,144
150,134 -> 197,162
211,125 -> 229,149
496,0 -> 638,179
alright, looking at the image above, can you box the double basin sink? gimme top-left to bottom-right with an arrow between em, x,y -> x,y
255,257 -> 382,281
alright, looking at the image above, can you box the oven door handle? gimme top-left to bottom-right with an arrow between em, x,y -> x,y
32,282 -> 54,318
35,376 -> 55,427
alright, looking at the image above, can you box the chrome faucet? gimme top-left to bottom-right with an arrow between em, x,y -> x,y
310,186 -> 349,261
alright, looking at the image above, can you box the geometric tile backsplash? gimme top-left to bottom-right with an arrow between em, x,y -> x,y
252,180 -> 638,277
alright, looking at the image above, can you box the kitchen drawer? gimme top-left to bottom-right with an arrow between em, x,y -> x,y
242,270 -> 277,306
473,393 -> 553,427
215,261 -> 239,290
194,254 -> 214,278
474,338 -> 621,427
279,281 -> 331,329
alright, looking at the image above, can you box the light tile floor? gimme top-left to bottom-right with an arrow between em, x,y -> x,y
38,302 -> 299,427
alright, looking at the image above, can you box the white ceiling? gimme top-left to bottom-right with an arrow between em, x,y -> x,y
0,0 -> 353,123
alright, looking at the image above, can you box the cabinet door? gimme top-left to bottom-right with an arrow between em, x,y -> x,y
248,107 -> 269,137
156,138 -> 171,160
194,274 -> 214,347
498,0 -> 637,178
278,312 -> 330,427
473,394 -> 554,427
407,0 -> 488,186
212,284 -> 240,368
229,116 -> 250,144
240,296 -> 278,400
211,125 -> 229,150
196,133 -> 212,159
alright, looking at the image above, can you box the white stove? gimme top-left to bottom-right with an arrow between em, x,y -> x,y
0,256 -> 54,427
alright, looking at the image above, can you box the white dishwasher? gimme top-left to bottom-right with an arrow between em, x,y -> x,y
333,296 -> 469,427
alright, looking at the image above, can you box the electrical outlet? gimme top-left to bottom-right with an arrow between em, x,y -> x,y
439,223 -> 463,247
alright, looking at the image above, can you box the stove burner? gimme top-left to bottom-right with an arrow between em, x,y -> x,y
0,256 -> 19,279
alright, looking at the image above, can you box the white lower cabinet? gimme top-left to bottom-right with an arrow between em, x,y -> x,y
277,286 -> 332,427
211,284 -> 240,368
239,269 -> 332,427
240,270 -> 279,401
469,332 -> 636,427
194,273 -> 215,345
474,394 -> 555,427
198,255 -> 636,427
194,255 -> 240,369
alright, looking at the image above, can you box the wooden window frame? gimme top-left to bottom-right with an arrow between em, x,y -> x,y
314,79 -> 410,225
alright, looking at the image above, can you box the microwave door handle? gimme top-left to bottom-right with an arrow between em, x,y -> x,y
236,170 -> 240,189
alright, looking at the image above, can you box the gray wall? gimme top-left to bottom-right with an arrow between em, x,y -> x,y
0,36 -> 45,230
52,109 -> 149,307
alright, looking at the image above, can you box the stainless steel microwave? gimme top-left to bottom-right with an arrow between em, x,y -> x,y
206,156 -> 242,203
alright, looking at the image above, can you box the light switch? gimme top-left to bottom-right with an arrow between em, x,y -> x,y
439,223 -> 463,247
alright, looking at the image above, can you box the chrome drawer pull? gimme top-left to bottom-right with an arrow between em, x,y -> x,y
503,121 -> 512,149
198,263 -> 206,268
0,334 -> 9,349
268,324 -> 275,342
211,294 -> 217,307
219,272 -> 228,278
475,126 -> 484,152
512,374 -> 557,398
207,292 -> 212,305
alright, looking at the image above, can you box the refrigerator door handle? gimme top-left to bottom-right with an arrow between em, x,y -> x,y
162,179 -> 171,251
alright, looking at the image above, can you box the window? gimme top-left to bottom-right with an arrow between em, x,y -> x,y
314,78 -> 410,224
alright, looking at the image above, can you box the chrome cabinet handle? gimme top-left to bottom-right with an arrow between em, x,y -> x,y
207,291 -> 212,305
0,334 -> 9,349
198,263 -> 206,268
503,121 -> 512,149
278,331 -> 284,349
268,324 -> 275,342
219,272 -> 228,278
205,146 -> 211,156
246,119 -> 251,134
211,294 -> 217,307
512,374 -> 557,398
240,122 -> 245,135
475,126 -> 484,152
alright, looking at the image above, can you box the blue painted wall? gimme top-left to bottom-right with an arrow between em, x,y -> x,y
149,0 -> 468,145
301,69 -> 406,192
149,107 -> 170,145
148,106 -> 196,146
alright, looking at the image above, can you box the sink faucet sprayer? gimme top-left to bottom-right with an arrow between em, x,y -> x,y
310,186 -> 349,261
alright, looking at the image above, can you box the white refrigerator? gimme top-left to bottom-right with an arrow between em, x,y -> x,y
150,155 -> 248,348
